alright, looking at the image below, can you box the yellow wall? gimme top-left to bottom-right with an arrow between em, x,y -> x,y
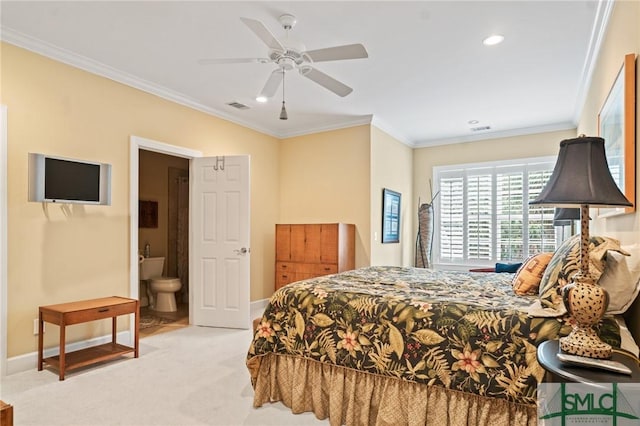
578,0 -> 640,245
2,43 -> 280,357
370,126 -> 413,266
278,126 -> 371,267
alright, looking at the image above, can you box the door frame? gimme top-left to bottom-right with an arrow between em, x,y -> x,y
129,136 -> 202,339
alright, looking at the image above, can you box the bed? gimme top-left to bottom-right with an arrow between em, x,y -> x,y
247,261 -> 640,425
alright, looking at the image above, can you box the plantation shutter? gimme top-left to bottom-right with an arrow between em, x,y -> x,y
527,169 -> 556,255
434,157 -> 557,266
467,171 -> 492,260
496,169 -> 524,261
439,174 -> 464,260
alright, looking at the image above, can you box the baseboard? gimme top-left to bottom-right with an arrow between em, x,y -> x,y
6,330 -> 132,376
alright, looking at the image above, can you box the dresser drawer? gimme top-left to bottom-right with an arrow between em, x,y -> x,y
275,272 -> 296,290
64,302 -> 137,325
275,262 -> 297,272
314,264 -> 338,275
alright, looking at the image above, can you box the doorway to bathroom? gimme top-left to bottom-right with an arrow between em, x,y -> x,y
138,150 -> 190,337
129,135 -> 251,341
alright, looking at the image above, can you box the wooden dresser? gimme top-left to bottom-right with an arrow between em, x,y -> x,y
275,223 -> 355,290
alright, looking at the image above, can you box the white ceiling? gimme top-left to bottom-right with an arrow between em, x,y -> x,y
0,1 -> 609,147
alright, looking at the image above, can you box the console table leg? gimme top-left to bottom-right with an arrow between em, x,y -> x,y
112,316 -> 117,344
59,323 -> 66,381
37,313 -> 43,371
134,301 -> 139,358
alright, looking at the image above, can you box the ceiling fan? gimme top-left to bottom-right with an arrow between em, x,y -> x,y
198,14 -> 368,99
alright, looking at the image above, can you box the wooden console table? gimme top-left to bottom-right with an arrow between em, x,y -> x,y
38,296 -> 139,380
0,400 -> 13,426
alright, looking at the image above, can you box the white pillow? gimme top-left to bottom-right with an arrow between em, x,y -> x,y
598,246 -> 640,314
622,244 -> 640,274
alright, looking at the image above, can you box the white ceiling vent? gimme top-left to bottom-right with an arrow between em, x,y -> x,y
471,125 -> 491,132
226,101 -> 250,110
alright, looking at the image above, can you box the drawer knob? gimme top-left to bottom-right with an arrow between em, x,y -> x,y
98,308 -> 110,313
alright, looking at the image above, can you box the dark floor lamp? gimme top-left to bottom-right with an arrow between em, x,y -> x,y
530,136 -> 632,359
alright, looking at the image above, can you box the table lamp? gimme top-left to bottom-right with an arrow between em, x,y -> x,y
553,208 -> 581,226
553,208 -> 587,238
530,136 -> 632,359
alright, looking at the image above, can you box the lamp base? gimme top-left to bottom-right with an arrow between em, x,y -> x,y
559,327 -> 612,359
561,277 -> 611,359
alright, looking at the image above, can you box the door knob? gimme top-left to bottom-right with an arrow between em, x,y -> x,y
234,247 -> 249,255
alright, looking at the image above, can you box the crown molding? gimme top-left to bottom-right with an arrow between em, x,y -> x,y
0,27 -> 284,138
572,0 -> 615,123
1,7 -> 603,149
413,122 -> 576,148
1,28 -> 388,142
277,115 -> 373,139
370,116 -> 414,147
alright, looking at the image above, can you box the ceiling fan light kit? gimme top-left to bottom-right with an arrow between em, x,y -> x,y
199,13 -> 368,120
483,34 -> 505,46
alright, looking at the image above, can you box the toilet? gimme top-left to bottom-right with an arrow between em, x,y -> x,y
139,257 -> 182,312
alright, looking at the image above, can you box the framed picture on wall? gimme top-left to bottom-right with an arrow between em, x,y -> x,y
139,200 -> 158,228
382,188 -> 401,243
598,53 -> 636,217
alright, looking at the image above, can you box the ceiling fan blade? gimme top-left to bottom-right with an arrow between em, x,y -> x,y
240,17 -> 285,52
299,67 -> 353,97
258,69 -> 284,98
304,44 -> 368,62
198,58 -> 266,65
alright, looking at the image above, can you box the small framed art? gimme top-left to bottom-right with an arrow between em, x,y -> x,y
139,200 -> 158,228
382,188 -> 401,243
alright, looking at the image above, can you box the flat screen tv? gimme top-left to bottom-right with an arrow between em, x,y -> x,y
28,153 -> 111,205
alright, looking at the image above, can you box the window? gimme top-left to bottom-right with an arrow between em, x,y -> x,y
434,157 -> 558,266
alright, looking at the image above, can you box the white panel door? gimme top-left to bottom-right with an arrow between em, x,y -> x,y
191,155 -> 250,329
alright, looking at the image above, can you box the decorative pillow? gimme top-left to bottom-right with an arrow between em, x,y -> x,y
511,253 -> 553,295
538,235 -> 629,310
599,245 -> 640,314
495,262 -> 522,273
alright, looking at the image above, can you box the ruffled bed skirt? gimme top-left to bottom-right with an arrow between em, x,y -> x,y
247,353 -> 538,426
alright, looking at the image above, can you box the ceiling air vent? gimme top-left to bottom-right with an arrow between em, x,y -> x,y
471,125 -> 491,132
226,101 -> 250,110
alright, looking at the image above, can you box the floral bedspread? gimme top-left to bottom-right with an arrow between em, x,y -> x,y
247,266 -> 621,405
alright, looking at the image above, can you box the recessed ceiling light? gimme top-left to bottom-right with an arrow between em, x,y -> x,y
468,120 -> 479,125
483,34 -> 504,46
256,96 -> 268,103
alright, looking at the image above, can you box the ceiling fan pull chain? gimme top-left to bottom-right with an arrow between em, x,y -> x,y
280,70 -> 288,120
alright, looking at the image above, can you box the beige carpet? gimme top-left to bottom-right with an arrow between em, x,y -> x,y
1,325 -> 326,425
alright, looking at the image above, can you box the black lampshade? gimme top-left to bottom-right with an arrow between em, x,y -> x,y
530,136 -> 632,208
553,208 -> 581,226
